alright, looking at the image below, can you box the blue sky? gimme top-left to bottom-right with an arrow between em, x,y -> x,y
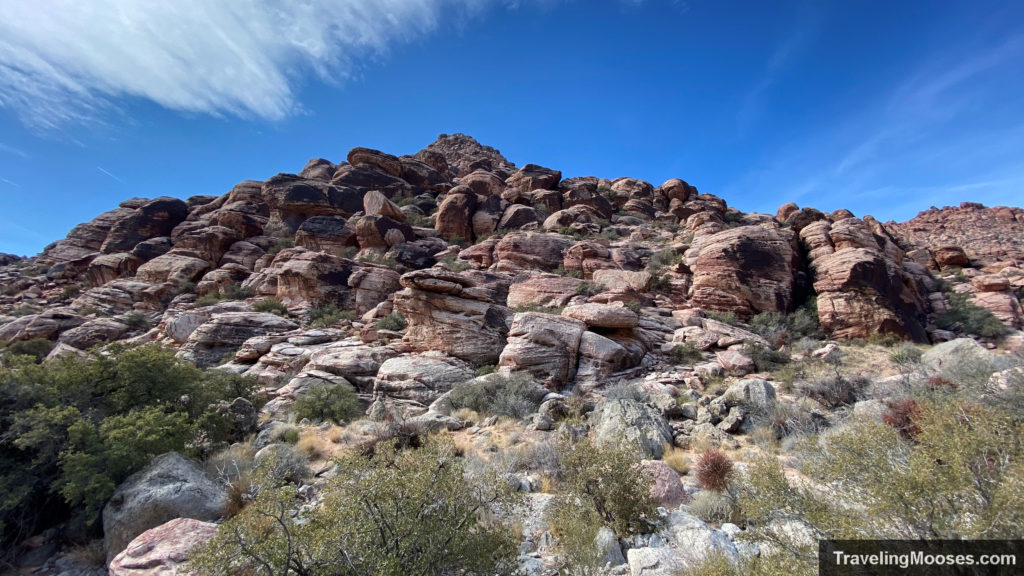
1,0 -> 1023,256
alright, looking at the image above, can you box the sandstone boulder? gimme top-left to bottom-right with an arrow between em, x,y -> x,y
506,163 -> 561,192
499,312 -> 586,388
101,197 -> 189,254
178,312 -> 298,368
102,452 -> 226,563
135,252 -> 211,286
347,147 -> 402,177
562,303 -> 638,328
108,518 -> 218,576
263,174 -> 362,235
493,232 -> 573,272
373,353 -> 475,405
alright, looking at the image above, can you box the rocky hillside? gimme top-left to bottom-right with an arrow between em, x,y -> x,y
1,134 -> 1023,575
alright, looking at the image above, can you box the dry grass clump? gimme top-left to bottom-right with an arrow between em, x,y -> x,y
296,431 -> 328,460
661,444 -> 690,475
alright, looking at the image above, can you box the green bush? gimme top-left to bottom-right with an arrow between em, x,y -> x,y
735,396 -> 1024,568
59,285 -> 80,301
440,254 -> 471,272
575,281 -> 605,296
292,384 -> 362,424
555,264 -> 583,278
122,311 -> 149,330
705,310 -> 739,325
888,342 -> 923,368
551,438 -> 656,574
669,342 -> 703,365
935,292 -> 1010,339
3,338 -> 54,363
474,364 -> 496,377
309,303 -> 356,327
742,342 -> 790,372
191,439 -> 519,576
194,293 -> 221,307
748,303 -> 820,346
221,284 -> 254,300
448,373 -> 544,419
688,489 -> 738,524
267,237 -> 294,255
375,312 -> 407,332
647,248 -> 682,272
252,297 -> 288,316
0,345 -> 261,550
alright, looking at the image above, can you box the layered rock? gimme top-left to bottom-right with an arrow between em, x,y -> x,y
799,217 -> 928,341
178,311 -> 298,367
689,225 -> 804,316
885,202 -> 1024,267
108,518 -> 218,576
394,268 -> 511,365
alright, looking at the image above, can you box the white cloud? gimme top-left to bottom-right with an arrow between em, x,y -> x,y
0,0 -> 489,130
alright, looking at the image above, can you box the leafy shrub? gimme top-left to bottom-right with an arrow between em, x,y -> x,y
252,297 -> 288,315
309,303 -> 356,327
551,438 -> 656,574
647,248 -> 682,272
649,272 -> 673,294
191,439 -> 519,576
695,449 -> 734,491
736,397 -> 1024,566
175,281 -> 196,295
220,284 -> 253,300
440,253 -> 472,272
935,292 -> 1011,339
474,364 -> 496,377
742,342 -> 790,372
267,237 -> 294,255
60,285 -> 80,301
122,311 -> 148,330
448,374 -> 544,419
375,312 -> 407,331
749,305 -> 821,346
3,338 -> 54,363
704,310 -> 739,325
292,384 -> 362,424
404,212 -> 432,227
575,281 -> 605,296
0,345 -> 262,550
194,293 -> 221,307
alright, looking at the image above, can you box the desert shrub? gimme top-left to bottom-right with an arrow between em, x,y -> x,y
882,398 -> 922,439
551,438 -> 656,574
669,342 -> 703,366
796,372 -> 869,408
191,439 -> 519,576
648,272 -> 673,294
0,344 -> 262,551
474,364 -> 496,377
292,383 -> 361,424
575,281 -> 605,296
867,332 -> 902,347
736,397 -> 1024,568
404,212 -> 432,227
769,401 -> 829,440
555,264 -> 583,278
4,338 -> 54,363
749,305 -> 821,347
375,312 -> 407,331
688,489 -> 737,524
252,297 -> 288,315
440,253 -> 472,272
448,235 -> 467,246
513,303 -> 565,314
647,248 -> 681,271
175,281 -> 196,295
682,550 -> 811,576
267,237 -> 294,255
10,305 -> 39,317
742,342 -> 790,372
695,449 -> 734,491
705,310 -> 739,326
935,292 -> 1011,339
888,341 -> 923,369
448,373 -> 544,419
60,285 -> 80,301
121,310 -> 148,330
309,303 -> 356,327
220,284 -> 253,300
194,293 -> 221,307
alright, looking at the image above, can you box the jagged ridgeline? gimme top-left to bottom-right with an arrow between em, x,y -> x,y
1,134 -> 1023,574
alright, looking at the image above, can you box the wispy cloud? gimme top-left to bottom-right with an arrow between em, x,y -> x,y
726,32 -> 1024,221
0,177 -> 21,188
96,166 -> 124,183
0,143 -> 29,159
0,0 -> 494,130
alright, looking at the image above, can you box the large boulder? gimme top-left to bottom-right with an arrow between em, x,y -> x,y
373,353 -> 475,405
306,344 -> 397,391
178,312 -> 299,368
690,225 -> 803,317
506,163 -> 561,192
493,232 -> 573,272
799,218 -> 928,341
294,215 -> 356,253
506,273 -> 584,309
435,186 -> 477,241
102,452 -> 226,563
135,251 -> 211,286
100,197 -> 189,254
562,303 -> 638,328
57,318 -> 128,349
394,269 -> 511,365
347,147 -> 402,177
590,399 -> 673,459
921,338 -> 993,375
498,312 -> 586,388
263,173 -> 362,235
245,248 -> 357,307
108,518 -> 218,576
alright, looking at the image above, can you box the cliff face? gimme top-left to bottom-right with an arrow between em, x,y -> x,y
885,202 -> 1024,268
1,134 -> 1021,366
